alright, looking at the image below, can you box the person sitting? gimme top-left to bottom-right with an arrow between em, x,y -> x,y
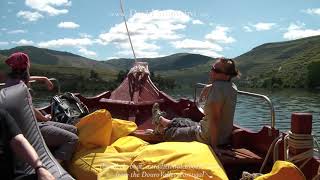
4,52 -> 78,163
0,108 -> 55,180
152,57 -> 240,147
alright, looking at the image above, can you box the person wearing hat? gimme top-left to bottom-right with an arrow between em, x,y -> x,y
152,57 -> 240,147
4,52 -> 79,163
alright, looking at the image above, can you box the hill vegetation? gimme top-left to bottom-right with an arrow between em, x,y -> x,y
1,34 -> 320,92
234,35 -> 320,88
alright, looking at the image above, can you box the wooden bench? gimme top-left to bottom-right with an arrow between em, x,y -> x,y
217,147 -> 263,165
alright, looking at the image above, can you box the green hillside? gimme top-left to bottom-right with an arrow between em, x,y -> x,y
235,35 -> 320,88
2,34 -> 320,91
0,46 -> 117,72
106,53 -> 212,71
106,53 -> 215,89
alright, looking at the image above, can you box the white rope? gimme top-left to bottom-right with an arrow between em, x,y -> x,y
284,131 -> 314,169
260,131 -> 320,179
259,135 -> 282,173
119,0 -> 137,62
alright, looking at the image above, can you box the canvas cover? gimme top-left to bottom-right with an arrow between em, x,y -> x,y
69,110 -> 228,180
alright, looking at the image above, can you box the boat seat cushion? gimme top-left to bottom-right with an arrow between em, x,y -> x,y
0,83 -> 74,179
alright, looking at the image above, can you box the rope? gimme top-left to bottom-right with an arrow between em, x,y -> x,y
260,131 -> 320,179
119,0 -> 137,62
284,131 -> 315,169
259,135 -> 282,173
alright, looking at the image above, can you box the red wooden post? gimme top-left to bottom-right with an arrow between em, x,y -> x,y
289,112 -> 314,180
290,113 -> 312,155
291,113 -> 312,134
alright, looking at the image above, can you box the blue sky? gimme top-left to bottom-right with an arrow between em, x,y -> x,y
1,0 -> 320,60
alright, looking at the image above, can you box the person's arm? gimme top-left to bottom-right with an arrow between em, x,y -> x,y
209,102 -> 223,147
199,84 -> 212,102
10,135 -> 55,180
29,76 -> 54,91
0,109 -> 54,180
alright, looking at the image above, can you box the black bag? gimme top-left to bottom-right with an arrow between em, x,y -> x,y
51,92 -> 89,125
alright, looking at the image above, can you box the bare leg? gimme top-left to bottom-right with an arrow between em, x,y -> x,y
152,116 -> 171,135
159,116 -> 172,128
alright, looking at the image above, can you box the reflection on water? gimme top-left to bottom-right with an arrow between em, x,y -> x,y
33,88 -> 320,139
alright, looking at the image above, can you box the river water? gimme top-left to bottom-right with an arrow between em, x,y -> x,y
32,88 -> 320,140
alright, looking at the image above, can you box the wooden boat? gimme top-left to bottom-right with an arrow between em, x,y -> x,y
39,62 -> 319,179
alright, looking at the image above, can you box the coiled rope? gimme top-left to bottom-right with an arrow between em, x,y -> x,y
259,131 -> 320,180
284,131 -> 320,180
284,131 -> 314,168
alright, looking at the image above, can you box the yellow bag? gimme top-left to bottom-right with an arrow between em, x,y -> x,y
127,141 -> 228,180
70,136 -> 148,180
255,161 -> 305,180
71,110 -> 227,180
75,109 -> 113,149
111,118 -> 137,144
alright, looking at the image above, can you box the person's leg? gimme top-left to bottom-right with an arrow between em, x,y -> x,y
167,117 -> 198,127
45,121 -> 78,135
164,124 -> 199,142
39,123 -> 78,161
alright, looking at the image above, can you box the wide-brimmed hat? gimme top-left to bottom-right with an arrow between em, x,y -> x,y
5,52 -> 30,70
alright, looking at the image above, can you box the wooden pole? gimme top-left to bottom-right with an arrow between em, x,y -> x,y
290,112 -> 312,160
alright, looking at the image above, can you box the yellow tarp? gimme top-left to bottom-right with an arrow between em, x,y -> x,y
255,161 -> 305,180
69,110 -> 228,180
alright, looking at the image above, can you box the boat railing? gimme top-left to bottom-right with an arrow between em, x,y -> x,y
194,83 -> 276,130
0,78 -> 61,94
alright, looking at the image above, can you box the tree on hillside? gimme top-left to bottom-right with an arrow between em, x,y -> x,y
89,70 -> 99,80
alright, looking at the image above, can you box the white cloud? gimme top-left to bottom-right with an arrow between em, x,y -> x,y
172,39 -> 222,57
8,1 -> 15,5
172,39 -> 222,52
78,47 -> 97,57
252,22 -> 276,31
38,38 -> 93,48
79,33 -> 92,38
243,25 -> 253,32
12,39 -> 34,45
17,11 -> 43,21
191,49 -> 222,58
117,50 -> 162,58
283,23 -> 320,40
0,41 -> 9,46
1,28 -> 7,31
58,22 -> 80,29
192,19 -> 204,25
205,26 -> 235,44
7,29 -> 27,34
98,9 -> 191,58
304,8 -> 320,15
105,56 -> 119,60
25,0 -> 71,16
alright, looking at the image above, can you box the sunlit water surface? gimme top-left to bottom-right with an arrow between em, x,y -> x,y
32,88 -> 320,140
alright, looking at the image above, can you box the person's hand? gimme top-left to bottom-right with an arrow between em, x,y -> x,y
199,84 -> 212,102
44,78 -> 54,91
37,167 -> 55,180
43,114 -> 52,122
